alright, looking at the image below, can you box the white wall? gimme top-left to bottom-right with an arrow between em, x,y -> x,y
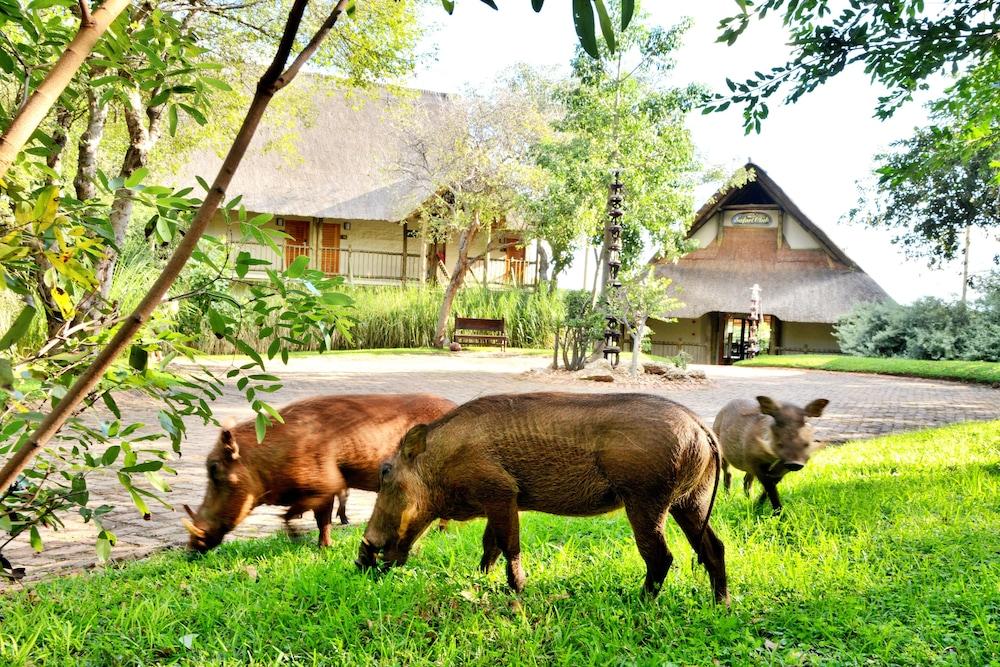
783,214 -> 821,249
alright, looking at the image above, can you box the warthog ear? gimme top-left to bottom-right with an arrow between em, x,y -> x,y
400,424 -> 428,460
756,396 -> 781,417
804,399 -> 829,418
221,428 -> 240,460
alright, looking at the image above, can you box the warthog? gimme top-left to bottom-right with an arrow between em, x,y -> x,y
714,396 -> 829,512
183,393 -> 457,552
356,392 -> 728,603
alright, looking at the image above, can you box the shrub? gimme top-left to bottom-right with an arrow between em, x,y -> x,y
835,276 -> 1000,362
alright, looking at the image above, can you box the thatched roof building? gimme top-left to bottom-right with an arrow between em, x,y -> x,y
646,162 -> 890,364
183,85 -> 451,222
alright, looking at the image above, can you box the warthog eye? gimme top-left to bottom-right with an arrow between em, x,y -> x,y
380,462 -> 392,480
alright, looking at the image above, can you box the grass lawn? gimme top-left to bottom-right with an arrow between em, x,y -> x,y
737,354 -> 1000,384
2,421 -> 999,665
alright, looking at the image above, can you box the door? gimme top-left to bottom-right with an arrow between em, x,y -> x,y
504,242 -> 526,284
284,219 -> 310,269
320,222 -> 340,274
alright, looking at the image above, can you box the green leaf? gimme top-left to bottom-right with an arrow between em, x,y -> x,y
207,308 -> 227,336
129,489 -> 150,516
286,255 -> 310,279
125,167 -> 149,188
531,0 -> 544,10
0,358 -> 13,389
121,461 -> 163,473
320,292 -> 352,307
156,216 -> 173,243
621,0 -> 635,31
441,0 -> 454,14
254,412 -> 268,443
102,445 -> 121,466
572,0 -> 600,59
593,0 -> 615,52
266,338 -> 281,359
168,104 -> 178,136
128,346 -> 149,372
96,533 -> 112,562
0,304 -> 35,350
102,391 -> 121,419
29,525 -> 42,552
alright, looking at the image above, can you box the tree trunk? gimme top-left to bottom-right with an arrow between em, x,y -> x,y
45,107 -> 73,176
433,215 -> 478,347
0,0 -> 130,178
630,321 -> 645,376
74,85 -> 107,201
81,85 -> 166,310
0,0 -> 349,496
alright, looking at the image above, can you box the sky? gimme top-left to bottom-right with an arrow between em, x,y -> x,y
408,1 -> 998,304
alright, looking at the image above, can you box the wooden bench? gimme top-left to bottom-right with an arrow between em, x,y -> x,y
453,317 -> 508,351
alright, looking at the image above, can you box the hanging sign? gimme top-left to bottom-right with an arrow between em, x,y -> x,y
731,211 -> 772,226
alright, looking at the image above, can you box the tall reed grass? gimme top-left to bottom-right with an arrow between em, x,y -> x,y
189,283 -> 566,354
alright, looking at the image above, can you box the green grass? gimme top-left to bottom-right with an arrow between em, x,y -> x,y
737,353 -> 1000,384
3,421 -> 999,665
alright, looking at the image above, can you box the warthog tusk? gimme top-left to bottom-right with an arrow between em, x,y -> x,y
361,536 -> 372,547
183,504 -> 199,521
182,517 -> 205,538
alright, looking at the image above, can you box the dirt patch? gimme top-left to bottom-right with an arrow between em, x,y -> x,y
523,361 -> 709,388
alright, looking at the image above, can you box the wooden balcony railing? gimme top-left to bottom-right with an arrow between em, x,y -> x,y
231,242 -> 537,287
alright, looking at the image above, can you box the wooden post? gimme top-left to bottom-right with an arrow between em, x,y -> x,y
401,222 -> 409,286
347,245 -> 353,285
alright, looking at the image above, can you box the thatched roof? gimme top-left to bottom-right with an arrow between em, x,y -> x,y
653,162 -> 891,323
179,83 -> 450,222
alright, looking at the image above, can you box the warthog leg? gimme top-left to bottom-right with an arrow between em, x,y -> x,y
483,498 -> 525,593
624,499 -> 673,598
671,503 -> 729,606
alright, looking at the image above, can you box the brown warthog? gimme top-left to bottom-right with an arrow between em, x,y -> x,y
356,392 -> 728,603
183,393 -> 457,552
714,396 -> 829,512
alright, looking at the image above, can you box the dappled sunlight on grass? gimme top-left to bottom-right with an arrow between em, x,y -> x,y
1,422 -> 998,664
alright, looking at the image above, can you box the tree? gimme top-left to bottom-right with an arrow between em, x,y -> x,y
711,0 -> 1000,134
529,9 -> 701,283
0,0 -> 130,177
0,0 -> 361,578
396,87 -> 550,348
609,267 -> 681,375
850,129 -> 1000,268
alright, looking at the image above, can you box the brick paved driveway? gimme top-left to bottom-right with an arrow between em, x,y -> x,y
3,352 -> 996,585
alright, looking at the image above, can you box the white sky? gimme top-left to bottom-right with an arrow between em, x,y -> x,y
408,1 -> 998,304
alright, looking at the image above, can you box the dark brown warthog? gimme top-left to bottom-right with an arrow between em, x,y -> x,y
714,396 -> 829,512
356,392 -> 727,603
183,393 -> 457,552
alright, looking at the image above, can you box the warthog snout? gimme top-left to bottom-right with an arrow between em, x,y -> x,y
355,537 -> 379,570
784,461 -> 805,472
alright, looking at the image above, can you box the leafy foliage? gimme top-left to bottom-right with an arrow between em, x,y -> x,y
834,280 -> 1000,362
709,0 -> 1000,133
608,266 -> 681,373
443,0 -> 636,58
528,11 -> 702,277
850,126 -> 1000,267
0,0 -> 428,578
552,289 -> 603,370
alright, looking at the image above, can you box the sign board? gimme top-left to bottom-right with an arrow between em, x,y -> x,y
731,211 -> 772,226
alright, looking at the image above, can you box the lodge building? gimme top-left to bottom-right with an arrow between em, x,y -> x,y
646,163 -> 890,365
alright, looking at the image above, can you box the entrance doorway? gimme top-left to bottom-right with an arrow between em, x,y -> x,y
720,314 -> 773,364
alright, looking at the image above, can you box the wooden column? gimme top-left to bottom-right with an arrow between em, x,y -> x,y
401,222 -> 409,285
